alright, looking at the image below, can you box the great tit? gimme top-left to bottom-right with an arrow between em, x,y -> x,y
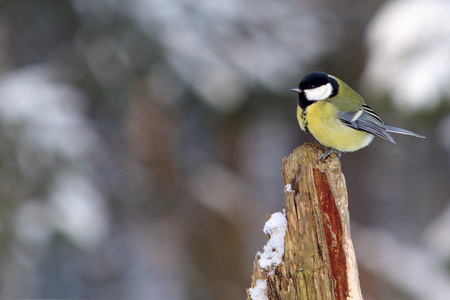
290,72 -> 425,161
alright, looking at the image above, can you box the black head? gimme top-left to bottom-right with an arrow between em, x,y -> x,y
290,72 -> 339,109
300,72 -> 331,90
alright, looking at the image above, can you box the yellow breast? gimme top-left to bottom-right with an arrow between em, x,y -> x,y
297,102 -> 374,152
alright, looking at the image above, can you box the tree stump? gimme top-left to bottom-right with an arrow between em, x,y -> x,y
247,142 -> 363,300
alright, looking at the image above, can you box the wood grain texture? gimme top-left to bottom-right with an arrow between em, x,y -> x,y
247,142 -> 362,300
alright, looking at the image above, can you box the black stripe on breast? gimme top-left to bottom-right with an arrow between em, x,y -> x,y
298,92 -> 314,110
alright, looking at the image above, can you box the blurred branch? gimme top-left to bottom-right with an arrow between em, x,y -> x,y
247,142 -> 362,300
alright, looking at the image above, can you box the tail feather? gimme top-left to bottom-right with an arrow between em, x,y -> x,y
385,124 -> 425,139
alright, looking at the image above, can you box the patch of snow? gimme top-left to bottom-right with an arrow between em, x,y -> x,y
248,279 -> 269,300
257,211 -> 288,273
285,184 -> 293,192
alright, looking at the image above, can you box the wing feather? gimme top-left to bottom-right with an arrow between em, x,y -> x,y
338,104 -> 396,144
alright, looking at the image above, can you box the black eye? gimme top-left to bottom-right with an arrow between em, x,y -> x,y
309,84 -> 316,89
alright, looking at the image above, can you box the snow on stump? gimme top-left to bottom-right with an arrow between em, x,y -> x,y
247,142 -> 363,300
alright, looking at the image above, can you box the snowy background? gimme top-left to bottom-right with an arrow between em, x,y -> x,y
0,0 -> 449,299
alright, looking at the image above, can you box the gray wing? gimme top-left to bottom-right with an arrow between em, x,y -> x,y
338,104 -> 396,144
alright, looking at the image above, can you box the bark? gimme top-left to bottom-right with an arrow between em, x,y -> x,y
247,142 -> 363,300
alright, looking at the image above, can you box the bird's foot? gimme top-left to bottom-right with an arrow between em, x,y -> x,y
316,147 -> 341,163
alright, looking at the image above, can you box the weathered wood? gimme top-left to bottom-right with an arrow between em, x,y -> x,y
247,142 -> 362,300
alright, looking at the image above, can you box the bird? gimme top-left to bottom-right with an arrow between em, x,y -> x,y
289,72 -> 425,162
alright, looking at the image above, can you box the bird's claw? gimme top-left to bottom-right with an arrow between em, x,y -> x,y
316,148 -> 341,163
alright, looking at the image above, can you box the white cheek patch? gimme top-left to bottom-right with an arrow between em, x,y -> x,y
304,83 -> 333,101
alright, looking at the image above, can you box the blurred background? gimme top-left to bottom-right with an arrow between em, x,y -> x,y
0,0 -> 449,299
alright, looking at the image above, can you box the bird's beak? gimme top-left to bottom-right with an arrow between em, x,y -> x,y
289,87 -> 301,93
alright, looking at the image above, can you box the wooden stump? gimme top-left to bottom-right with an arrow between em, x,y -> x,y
247,142 -> 363,300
